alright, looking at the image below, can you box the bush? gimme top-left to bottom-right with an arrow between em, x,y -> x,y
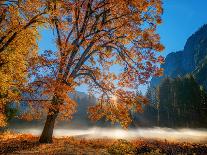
107,139 -> 135,155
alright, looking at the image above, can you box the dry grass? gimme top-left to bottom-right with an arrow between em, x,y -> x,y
0,131 -> 207,155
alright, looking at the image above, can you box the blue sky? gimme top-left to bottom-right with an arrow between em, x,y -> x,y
159,0 -> 207,57
38,0 -> 207,94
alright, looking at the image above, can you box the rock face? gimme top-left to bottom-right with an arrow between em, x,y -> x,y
151,24 -> 207,88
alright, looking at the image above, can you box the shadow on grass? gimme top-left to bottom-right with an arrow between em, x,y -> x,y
0,138 -> 40,154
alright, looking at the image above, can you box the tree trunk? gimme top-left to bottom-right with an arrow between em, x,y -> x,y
39,107 -> 59,143
157,106 -> 160,127
39,95 -> 61,143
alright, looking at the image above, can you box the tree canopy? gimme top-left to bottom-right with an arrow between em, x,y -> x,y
0,0 -> 164,143
30,0 -> 164,127
0,0 -> 48,126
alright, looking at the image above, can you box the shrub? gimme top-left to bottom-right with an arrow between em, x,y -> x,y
108,139 -> 135,155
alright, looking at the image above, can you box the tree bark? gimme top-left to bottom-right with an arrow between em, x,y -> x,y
39,94 -> 61,143
39,107 -> 59,143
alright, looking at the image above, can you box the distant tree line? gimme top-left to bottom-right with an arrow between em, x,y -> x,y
139,75 -> 207,128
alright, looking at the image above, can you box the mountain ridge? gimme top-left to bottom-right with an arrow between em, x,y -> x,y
151,24 -> 207,88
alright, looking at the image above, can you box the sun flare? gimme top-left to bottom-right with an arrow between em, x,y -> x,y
111,95 -> 117,102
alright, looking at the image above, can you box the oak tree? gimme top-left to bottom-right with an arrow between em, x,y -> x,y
24,0 -> 164,143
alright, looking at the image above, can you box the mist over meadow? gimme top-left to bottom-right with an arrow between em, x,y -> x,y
13,127 -> 207,144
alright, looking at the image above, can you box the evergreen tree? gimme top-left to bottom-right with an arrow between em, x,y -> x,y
144,75 -> 207,128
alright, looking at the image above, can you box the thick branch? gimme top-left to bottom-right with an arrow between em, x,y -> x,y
0,11 -> 46,53
75,72 -> 112,93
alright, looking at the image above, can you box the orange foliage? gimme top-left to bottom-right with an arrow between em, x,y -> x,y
0,132 -> 206,154
0,0 -> 47,126
1,0 -> 165,127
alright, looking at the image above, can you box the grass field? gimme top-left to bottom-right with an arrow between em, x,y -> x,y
0,131 -> 207,155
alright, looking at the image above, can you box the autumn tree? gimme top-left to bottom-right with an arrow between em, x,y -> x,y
20,0 -> 164,143
0,0 -> 48,126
